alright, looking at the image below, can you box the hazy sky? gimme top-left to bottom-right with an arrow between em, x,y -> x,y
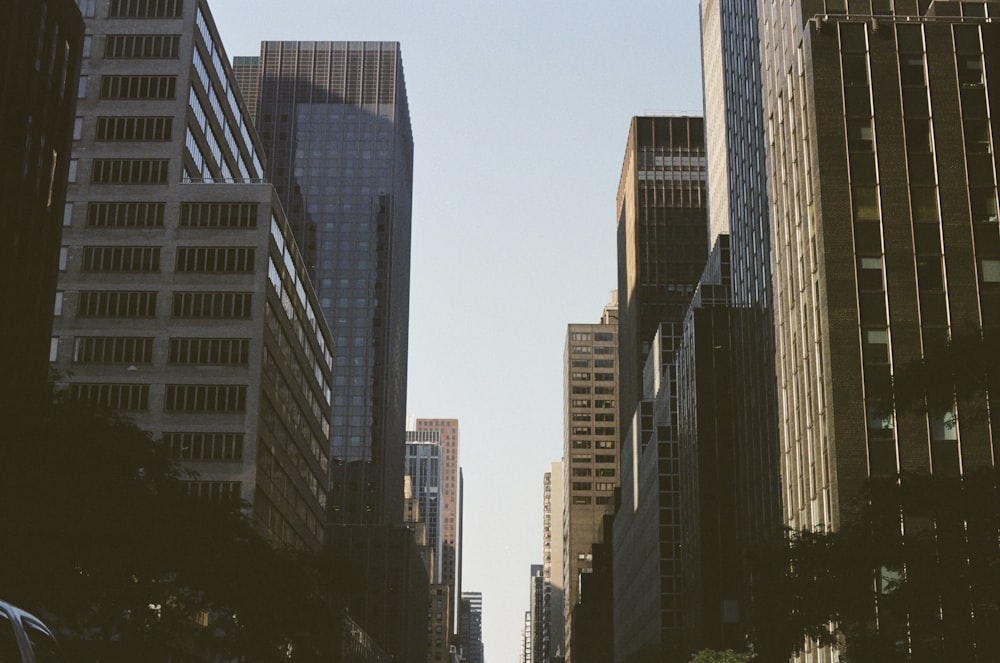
208,1 -> 704,659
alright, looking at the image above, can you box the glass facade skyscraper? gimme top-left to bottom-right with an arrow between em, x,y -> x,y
243,41 -> 414,527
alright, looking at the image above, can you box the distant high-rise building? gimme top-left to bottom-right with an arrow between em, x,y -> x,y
427,583 -> 453,663
528,564 -> 545,663
0,0 -> 83,394
562,293 -> 618,663
414,419 -> 462,601
243,41 -> 414,527
405,429 -> 444,582
542,462 -> 565,663
459,591 -> 484,663
50,0 -> 334,551
616,116 -> 709,438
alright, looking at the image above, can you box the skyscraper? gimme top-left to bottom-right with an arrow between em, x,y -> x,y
611,115 -> 709,662
51,0 -> 334,550
562,293 -> 619,663
245,41 -> 414,526
0,0 -> 83,394
405,428 -> 444,582
543,462 -> 565,663
616,116 -> 709,437
756,0 -> 998,658
459,591 -> 484,663
414,418 -> 462,602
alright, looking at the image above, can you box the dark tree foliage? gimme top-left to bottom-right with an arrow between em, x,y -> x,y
0,387 -> 356,661
747,471 -> 1000,663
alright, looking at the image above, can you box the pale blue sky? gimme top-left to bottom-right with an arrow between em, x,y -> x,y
209,1 -> 704,659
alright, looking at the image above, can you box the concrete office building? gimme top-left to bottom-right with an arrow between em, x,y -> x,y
542,462 -> 565,663
51,0 -> 334,550
562,294 -> 619,663
237,41 -> 414,527
405,428 -> 444,582
616,116 -> 709,441
0,0 -> 83,394
759,0 -> 999,658
428,583 -> 453,663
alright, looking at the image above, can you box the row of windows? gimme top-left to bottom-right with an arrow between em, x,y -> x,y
175,247 -> 255,272
87,201 -> 165,227
169,338 -> 250,365
78,290 -> 157,316
569,359 -> 616,368
105,34 -> 180,58
74,336 -> 153,363
164,432 -> 244,461
571,385 -> 616,395
82,246 -> 160,271
76,247 -> 256,273
164,384 -> 247,412
183,480 -> 241,503
72,383 -> 149,410
100,75 -> 176,100
70,291 -> 254,319
96,116 -> 172,141
570,399 -> 616,409
91,159 -> 169,184
172,291 -> 253,318
180,202 -> 258,228
108,0 -> 183,17
571,468 -> 617,477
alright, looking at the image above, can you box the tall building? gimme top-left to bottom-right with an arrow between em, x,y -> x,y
0,0 -> 83,394
240,41 -> 414,527
414,419 -> 461,602
757,0 -> 999,658
700,0 -> 783,565
562,294 -> 619,663
458,591 -> 484,663
405,428 -> 444,582
616,116 -> 709,438
542,462 -> 565,662
51,0 -> 334,551
528,564 -> 545,663
611,115 -> 709,662
427,583 -> 453,663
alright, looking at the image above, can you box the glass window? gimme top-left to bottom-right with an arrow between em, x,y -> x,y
981,259 -> 1000,283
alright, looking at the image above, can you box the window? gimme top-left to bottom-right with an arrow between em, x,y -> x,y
105,34 -> 180,58
596,440 -> 616,449
572,468 -> 592,477
171,292 -> 253,318
857,257 -> 884,290
175,247 -> 255,272
572,496 -> 592,505
53,291 -> 63,316
596,482 -> 615,491
78,291 -> 157,317
571,358 -> 591,368
164,384 -> 247,412
571,386 -> 591,395
570,332 -> 591,341
571,440 -> 592,449
594,359 -> 614,368
594,373 -> 615,381
596,468 -> 616,477
183,480 -> 241,503
82,246 -> 160,272
595,426 -> 616,435
169,338 -> 250,365
596,454 -> 615,463
595,332 -> 614,341
74,336 -> 154,363
595,413 -> 615,422
572,482 -> 592,491
164,432 -> 244,460
91,159 -> 169,184
570,372 -> 591,381
87,202 -> 164,227
571,412 -> 592,422
72,383 -> 149,410
982,259 -> 1000,283
96,116 -> 172,141
100,75 -> 176,99
108,0 -> 184,17
181,202 -> 258,228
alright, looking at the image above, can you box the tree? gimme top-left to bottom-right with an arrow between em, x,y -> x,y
746,471 -> 1000,662
0,386 -> 353,661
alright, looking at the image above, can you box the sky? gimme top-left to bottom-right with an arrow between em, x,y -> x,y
208,1 -> 704,660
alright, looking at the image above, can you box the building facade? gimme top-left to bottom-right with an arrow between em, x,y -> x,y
51,0 -> 334,551
542,462 -> 565,663
459,591 -> 484,663
405,428 -> 444,582
414,419 -> 462,608
0,0 -> 83,394
616,116 -> 709,441
239,41 -> 414,527
562,294 -> 619,663
759,0 -> 999,658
